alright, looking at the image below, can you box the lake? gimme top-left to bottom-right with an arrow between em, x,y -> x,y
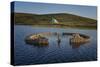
14,25 -> 97,65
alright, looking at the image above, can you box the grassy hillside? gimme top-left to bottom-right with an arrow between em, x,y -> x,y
13,13 -> 97,28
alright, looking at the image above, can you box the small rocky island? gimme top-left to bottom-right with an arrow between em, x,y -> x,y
25,34 -> 49,46
70,33 -> 90,44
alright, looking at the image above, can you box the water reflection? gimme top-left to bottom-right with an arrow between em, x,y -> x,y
70,42 -> 88,49
25,41 -> 49,47
57,34 -> 61,48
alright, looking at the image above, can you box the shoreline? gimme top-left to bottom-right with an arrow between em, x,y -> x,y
14,24 -> 97,30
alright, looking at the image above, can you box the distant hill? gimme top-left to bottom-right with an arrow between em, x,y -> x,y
13,13 -> 97,28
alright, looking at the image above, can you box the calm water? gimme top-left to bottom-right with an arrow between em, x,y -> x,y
14,25 -> 97,65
